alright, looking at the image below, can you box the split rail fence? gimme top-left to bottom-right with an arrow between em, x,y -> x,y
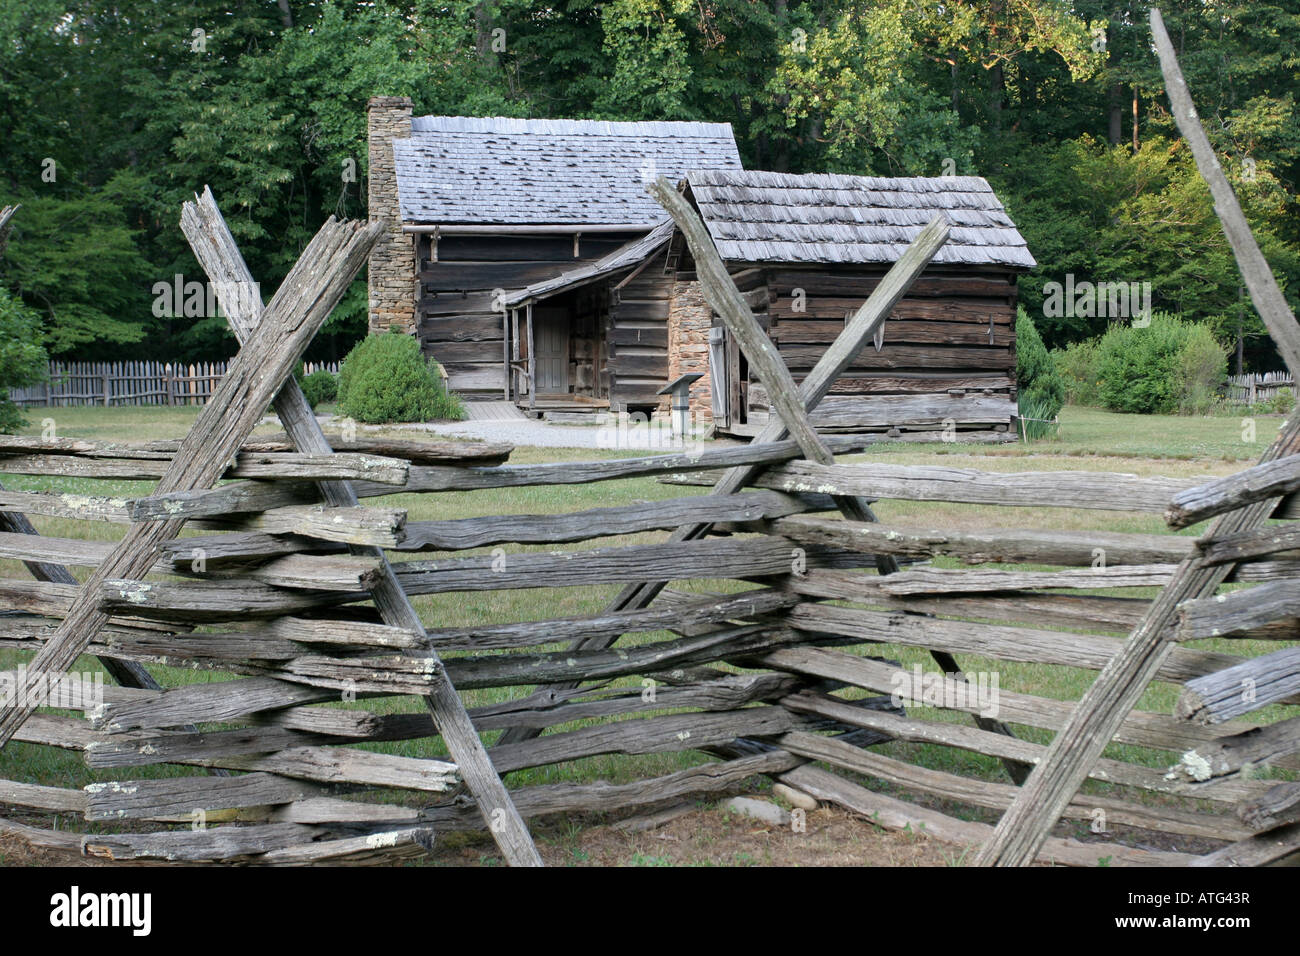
0,407 -> 1297,864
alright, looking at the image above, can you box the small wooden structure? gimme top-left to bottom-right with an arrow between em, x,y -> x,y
673,170 -> 1032,436
386,115 -> 741,411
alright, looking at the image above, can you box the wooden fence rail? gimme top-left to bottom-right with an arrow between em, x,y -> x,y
8,360 -> 340,408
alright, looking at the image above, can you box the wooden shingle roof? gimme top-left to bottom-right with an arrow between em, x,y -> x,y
685,170 -> 1035,269
394,116 -> 742,227
502,220 -> 674,309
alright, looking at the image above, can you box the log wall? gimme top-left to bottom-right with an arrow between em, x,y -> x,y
417,233 -> 638,397
744,265 -> 1019,434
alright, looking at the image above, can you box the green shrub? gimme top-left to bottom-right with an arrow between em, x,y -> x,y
0,288 -> 48,432
1052,339 -> 1102,407
338,330 -> 464,423
1015,307 -> 1064,422
1176,325 -> 1229,415
1252,386 -> 1295,416
1095,312 -> 1227,414
300,369 -> 338,409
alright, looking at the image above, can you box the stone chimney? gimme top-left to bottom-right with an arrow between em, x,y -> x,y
367,96 -> 415,335
667,278 -> 715,423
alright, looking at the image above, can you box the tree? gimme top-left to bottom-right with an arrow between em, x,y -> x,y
0,287 -> 48,431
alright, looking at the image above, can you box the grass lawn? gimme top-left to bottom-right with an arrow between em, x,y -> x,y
1,402 -> 1294,862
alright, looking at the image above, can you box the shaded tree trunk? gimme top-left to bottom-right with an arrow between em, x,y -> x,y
989,64 -> 1004,130
1108,84 -> 1123,145
1131,87 -> 1139,152
1237,285 -> 1246,376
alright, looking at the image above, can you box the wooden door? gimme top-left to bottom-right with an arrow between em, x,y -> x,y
534,311 -> 570,394
708,324 -> 730,428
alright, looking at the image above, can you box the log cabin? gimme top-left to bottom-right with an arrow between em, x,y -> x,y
673,169 -> 1035,436
365,96 -> 742,417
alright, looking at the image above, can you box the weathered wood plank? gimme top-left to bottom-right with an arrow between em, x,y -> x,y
0,488 -> 408,547
679,461 -> 1196,513
92,678 -> 338,732
439,624 -> 808,690
0,778 -> 87,814
776,763 -> 1195,867
423,588 -> 796,651
788,571 -> 1153,633
779,344 -> 1014,372
0,547 -> 392,597
1189,821 -> 1300,867
388,433 -> 878,492
787,602 -> 1243,685
767,271 -> 1012,300
155,532 -> 340,569
1166,717 -> 1300,784
1168,455 -> 1300,528
772,318 -> 1013,346
84,772 -> 325,821
875,564 -> 1178,595
762,516 -> 1194,566
419,752 -> 803,830
245,554 -> 387,591
1175,648 -> 1300,724
487,706 -> 808,775
1238,783 -> 1300,832
258,827 -> 435,866
1177,581 -> 1300,639
1197,522 -> 1300,566
399,491 -> 815,551
393,536 -> 868,595
194,504 -> 406,547
826,373 -> 1015,394
0,433 -> 511,466
82,823 -> 323,863
240,652 -> 445,696
807,394 -> 1015,429
0,451 -> 410,484
781,691 -> 1261,803
777,730 -> 1250,841
760,645 -> 1259,755
217,746 -> 458,793
98,578 -> 357,621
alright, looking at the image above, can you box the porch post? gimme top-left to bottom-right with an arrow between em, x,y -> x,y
503,308 -> 512,400
526,302 -> 536,414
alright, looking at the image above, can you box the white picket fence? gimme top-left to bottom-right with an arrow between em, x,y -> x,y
8,360 -> 340,408
1225,371 -> 1294,405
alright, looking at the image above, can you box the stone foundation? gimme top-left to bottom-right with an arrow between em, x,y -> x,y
667,279 -> 714,423
367,96 -> 416,335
